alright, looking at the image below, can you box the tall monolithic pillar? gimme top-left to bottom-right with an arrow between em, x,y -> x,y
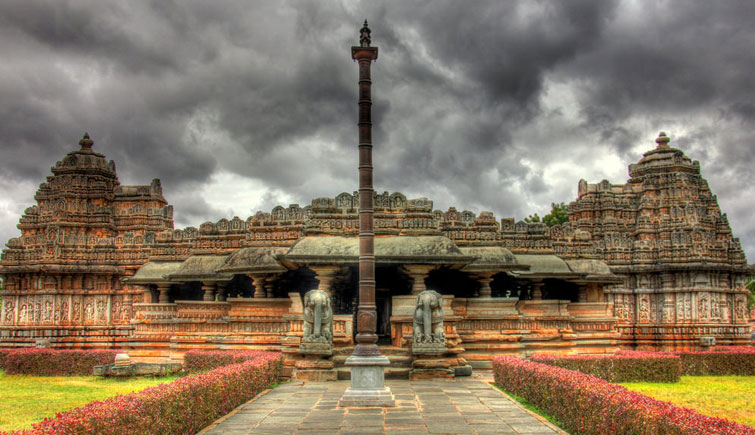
340,20 -> 394,407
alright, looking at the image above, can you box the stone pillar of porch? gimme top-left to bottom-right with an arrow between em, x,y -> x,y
531,281 -> 544,300
577,285 -> 588,303
216,282 -> 227,301
311,266 -> 339,296
157,283 -> 171,304
406,265 -> 433,296
264,275 -> 277,298
202,281 -> 216,302
250,275 -> 266,298
477,272 -> 494,298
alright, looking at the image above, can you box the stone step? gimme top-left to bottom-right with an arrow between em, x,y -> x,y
332,354 -> 412,368
333,345 -> 411,356
335,367 -> 410,380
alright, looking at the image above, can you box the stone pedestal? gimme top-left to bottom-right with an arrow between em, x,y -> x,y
339,355 -> 395,407
294,351 -> 336,381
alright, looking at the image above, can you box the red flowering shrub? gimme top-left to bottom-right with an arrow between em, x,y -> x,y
183,350 -> 271,374
493,355 -> 755,435
0,348 -> 22,370
4,352 -> 283,435
531,352 -> 681,383
4,349 -> 119,376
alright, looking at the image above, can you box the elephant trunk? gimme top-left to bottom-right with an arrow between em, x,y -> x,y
423,299 -> 432,338
314,302 -> 322,338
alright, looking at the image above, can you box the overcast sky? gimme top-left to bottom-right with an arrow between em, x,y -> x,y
0,1 -> 753,261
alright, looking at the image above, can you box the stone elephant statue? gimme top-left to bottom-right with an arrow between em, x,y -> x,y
302,289 -> 333,344
413,290 -> 445,344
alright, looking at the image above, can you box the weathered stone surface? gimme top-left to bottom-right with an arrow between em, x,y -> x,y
93,362 -> 181,377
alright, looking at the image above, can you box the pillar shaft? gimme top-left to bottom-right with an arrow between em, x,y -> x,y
157,284 -> 171,304
578,285 -> 588,303
478,273 -> 494,298
251,275 -> 266,298
202,281 -> 216,302
531,281 -> 544,300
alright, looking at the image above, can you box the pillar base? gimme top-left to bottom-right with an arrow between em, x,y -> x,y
338,355 -> 395,407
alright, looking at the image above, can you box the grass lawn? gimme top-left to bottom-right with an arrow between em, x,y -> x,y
621,376 -> 755,428
0,369 -> 178,432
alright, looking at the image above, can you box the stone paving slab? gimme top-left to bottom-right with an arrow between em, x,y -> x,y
201,378 -> 566,435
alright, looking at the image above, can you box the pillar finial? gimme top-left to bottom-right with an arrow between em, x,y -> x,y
360,19 -> 371,47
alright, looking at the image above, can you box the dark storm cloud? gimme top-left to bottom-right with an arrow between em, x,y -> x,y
0,0 -> 754,260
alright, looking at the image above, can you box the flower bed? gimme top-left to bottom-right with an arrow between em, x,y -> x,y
493,355 -> 755,435
5,352 -> 283,435
4,349 -> 119,376
530,352 -> 681,383
182,350 -> 271,374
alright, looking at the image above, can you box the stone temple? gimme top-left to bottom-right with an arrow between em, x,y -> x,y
0,36 -> 752,380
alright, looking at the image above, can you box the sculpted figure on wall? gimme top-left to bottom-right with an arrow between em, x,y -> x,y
413,290 -> 445,347
301,289 -> 333,345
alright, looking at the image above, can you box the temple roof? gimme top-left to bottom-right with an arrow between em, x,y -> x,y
216,247 -> 287,275
565,259 -> 623,283
279,236 -> 475,266
511,254 -> 576,279
125,261 -> 183,284
166,255 -> 232,282
459,246 -> 528,273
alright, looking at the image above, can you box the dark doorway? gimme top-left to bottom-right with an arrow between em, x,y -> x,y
376,288 -> 392,345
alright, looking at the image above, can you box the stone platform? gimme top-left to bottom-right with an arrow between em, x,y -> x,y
200,376 -> 564,434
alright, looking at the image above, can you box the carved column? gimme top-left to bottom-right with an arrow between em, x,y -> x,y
250,275 -> 266,298
406,265 -> 432,295
577,285 -> 588,303
216,282 -> 227,301
264,275 -> 277,298
531,281 -> 544,300
311,266 -> 338,296
340,20 -> 394,407
202,281 -> 216,302
477,272 -> 494,298
157,284 -> 171,304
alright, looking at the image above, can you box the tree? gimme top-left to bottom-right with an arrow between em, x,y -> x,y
525,202 -> 570,227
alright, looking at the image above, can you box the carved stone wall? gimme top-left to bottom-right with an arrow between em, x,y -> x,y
0,132 -> 751,352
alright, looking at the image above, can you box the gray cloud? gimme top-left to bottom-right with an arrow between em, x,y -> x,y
0,0 -> 753,261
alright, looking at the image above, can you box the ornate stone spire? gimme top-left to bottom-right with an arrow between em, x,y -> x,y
359,20 -> 371,47
655,131 -> 670,148
79,132 -> 94,150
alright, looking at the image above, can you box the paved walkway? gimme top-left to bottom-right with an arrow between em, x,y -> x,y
202,378 -> 565,435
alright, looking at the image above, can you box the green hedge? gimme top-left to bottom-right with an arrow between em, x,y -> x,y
5,352 -> 284,435
494,356 -> 755,435
4,349 -> 119,376
530,352 -> 681,383
676,347 -> 755,376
